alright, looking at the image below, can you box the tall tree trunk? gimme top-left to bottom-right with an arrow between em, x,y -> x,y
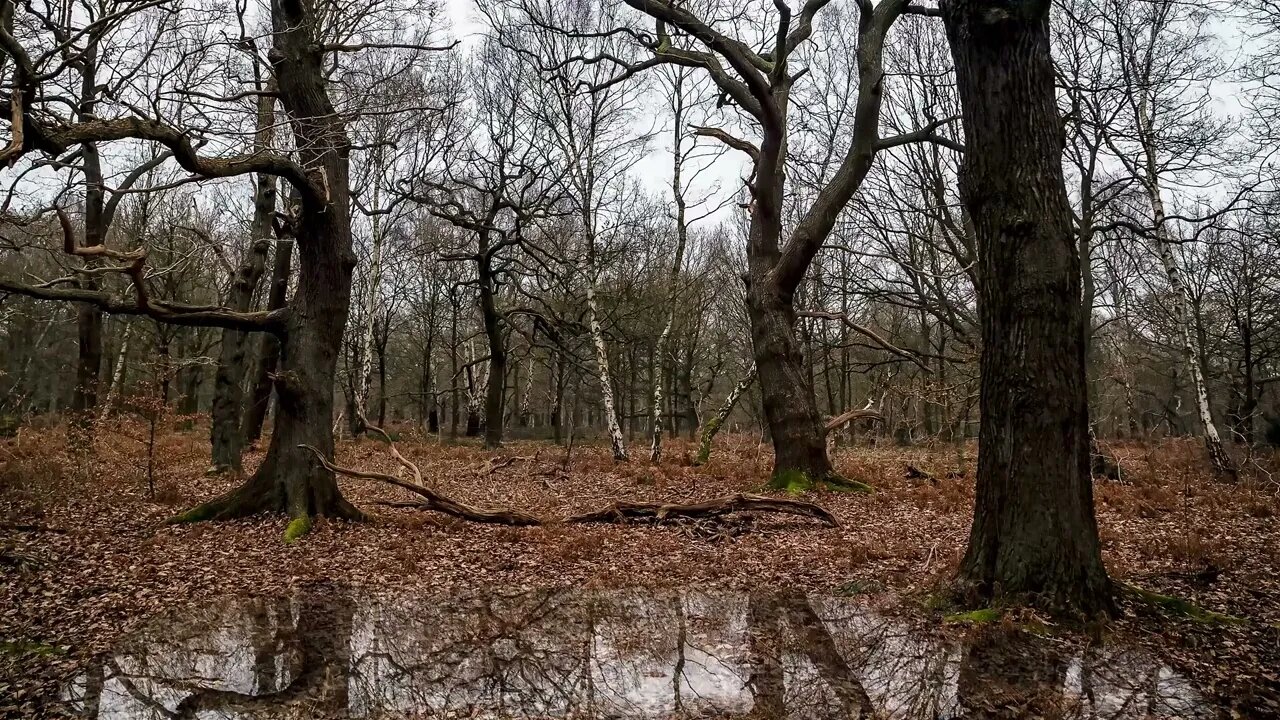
376,324 -> 388,426
211,92 -> 277,472
1137,125 -> 1236,477
448,297 -> 460,440
242,233 -> 293,445
747,125 -> 835,488
944,0 -> 1112,616
587,269 -> 627,461
353,148 -> 387,435
98,321 -> 131,423
478,242 -> 506,450
650,89 -> 691,460
174,0 -> 363,531
71,43 -> 104,439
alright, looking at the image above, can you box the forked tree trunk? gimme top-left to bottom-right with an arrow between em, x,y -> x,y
748,268 -> 833,487
944,0 -> 1112,616
210,92 -> 277,472
175,0 -> 361,530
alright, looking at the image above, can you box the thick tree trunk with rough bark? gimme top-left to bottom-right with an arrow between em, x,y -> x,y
210,93 -> 277,472
478,236 -> 506,450
748,252 -> 833,487
71,45 -> 104,435
175,0 -> 361,531
944,0 -> 1113,616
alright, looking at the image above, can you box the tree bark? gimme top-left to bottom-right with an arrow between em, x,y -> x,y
587,269 -> 627,461
650,72 -> 692,463
944,0 -> 1113,616
98,321 -> 130,423
1137,116 -> 1236,478
478,234 -> 506,450
71,43 -> 104,436
241,233 -> 292,445
353,147 -> 387,437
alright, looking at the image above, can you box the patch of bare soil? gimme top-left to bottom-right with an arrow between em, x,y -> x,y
1,422 -> 1278,717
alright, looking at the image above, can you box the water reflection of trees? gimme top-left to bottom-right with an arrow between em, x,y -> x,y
59,587 -> 1211,719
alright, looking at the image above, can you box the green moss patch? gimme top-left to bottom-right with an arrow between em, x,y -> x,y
943,607 -> 1003,625
0,640 -> 65,657
1119,582 -> 1245,625
283,515 -> 313,544
767,469 -> 872,494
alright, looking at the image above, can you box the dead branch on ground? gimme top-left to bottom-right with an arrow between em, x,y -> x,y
308,418 -> 840,531
565,493 -> 839,528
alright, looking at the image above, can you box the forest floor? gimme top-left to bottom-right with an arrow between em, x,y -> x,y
1,421 -> 1278,717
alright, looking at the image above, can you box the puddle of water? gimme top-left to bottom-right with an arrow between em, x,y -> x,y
58,587 -> 1211,719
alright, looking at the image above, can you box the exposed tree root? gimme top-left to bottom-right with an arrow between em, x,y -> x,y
565,493 -> 839,528
767,469 -> 873,494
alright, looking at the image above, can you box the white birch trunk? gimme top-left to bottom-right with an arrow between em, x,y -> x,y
1137,98 -> 1235,478
587,273 -> 628,461
650,76 -> 692,464
694,364 -> 756,465
98,322 -> 131,423
356,149 -> 386,422
519,359 -> 532,426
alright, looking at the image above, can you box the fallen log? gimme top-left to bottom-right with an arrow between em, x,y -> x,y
904,464 -> 939,485
565,493 -> 839,528
306,417 -> 840,531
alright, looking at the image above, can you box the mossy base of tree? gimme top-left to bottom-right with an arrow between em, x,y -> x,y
283,515 -> 312,544
767,468 -> 872,494
693,418 -> 722,466
1119,581 -> 1245,624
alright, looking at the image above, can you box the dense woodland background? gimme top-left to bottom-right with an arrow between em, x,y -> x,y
3,1 -> 1280,714
1,0 -> 1277,459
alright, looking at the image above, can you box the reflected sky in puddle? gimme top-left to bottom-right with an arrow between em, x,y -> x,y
60,587 -> 1211,719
